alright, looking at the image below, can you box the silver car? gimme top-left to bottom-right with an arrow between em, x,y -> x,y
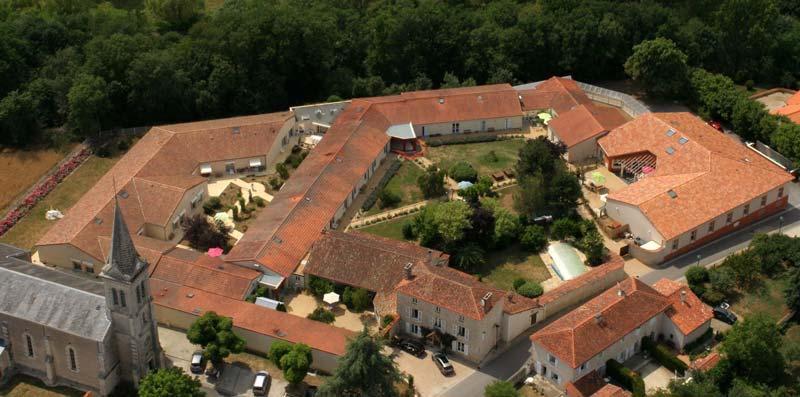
253,370 -> 271,396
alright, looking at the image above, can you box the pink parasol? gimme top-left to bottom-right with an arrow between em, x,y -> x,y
642,166 -> 654,174
207,247 -> 224,257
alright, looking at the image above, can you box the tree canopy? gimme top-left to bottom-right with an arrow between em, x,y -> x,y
138,367 -> 204,397
186,311 -> 246,366
317,330 -> 403,397
624,37 -> 689,98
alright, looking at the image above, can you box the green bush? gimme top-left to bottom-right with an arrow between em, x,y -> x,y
381,314 -> 395,329
605,359 -> 645,397
516,281 -> 543,298
203,197 -> 223,215
484,150 -> 499,163
643,337 -> 688,375
425,134 -> 501,147
402,221 -> 416,240
269,340 -> 293,368
362,159 -> 402,211
449,161 -> 478,182
307,307 -> 335,323
686,265 -> 709,286
253,196 -> 266,207
276,163 -> 289,179
378,189 -> 401,209
550,218 -> 582,240
269,176 -> 283,190
307,275 -> 334,297
520,225 -> 547,252
702,289 -> 725,306
512,278 -> 527,291
348,288 -> 371,312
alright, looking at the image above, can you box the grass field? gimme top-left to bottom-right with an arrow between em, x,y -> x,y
494,185 -> 520,214
366,162 -> 424,215
357,216 -> 412,241
0,374 -> 83,397
0,145 -> 76,214
426,139 -> 525,177
730,276 -> 791,322
478,244 -> 550,291
0,155 -> 119,250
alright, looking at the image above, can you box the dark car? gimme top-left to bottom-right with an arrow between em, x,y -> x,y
713,303 -> 738,325
399,339 -> 425,357
432,352 -> 455,376
189,351 -> 206,374
252,370 -> 271,396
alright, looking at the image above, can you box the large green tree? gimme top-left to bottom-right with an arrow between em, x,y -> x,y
624,37 -> 689,98
720,313 -> 786,385
279,343 -> 313,385
66,73 -> 110,138
484,380 -> 519,397
317,330 -> 403,397
138,367 -> 204,397
186,311 -> 246,367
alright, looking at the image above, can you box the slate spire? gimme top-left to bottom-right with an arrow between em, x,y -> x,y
102,190 -> 146,281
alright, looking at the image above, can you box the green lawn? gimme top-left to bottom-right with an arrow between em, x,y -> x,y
0,374 -> 83,397
366,161 -> 424,215
426,139 -> 525,177
730,276 -> 791,322
494,185 -> 520,214
357,216 -> 413,241
0,155 -> 119,250
477,244 -> 550,291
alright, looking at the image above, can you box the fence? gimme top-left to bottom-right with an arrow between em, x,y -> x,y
748,141 -> 795,171
514,78 -> 651,118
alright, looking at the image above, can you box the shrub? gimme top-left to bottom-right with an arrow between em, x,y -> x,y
307,307 -> 335,324
232,206 -> 239,221
253,196 -> 266,207
276,163 -> 289,179
702,289 -> 725,306
291,145 -> 302,154
686,265 -> 709,286
426,134 -> 501,147
605,359 -> 645,397
402,221 -> 416,240
203,197 -> 223,215
516,282 -> 543,298
269,176 -> 283,190
484,150 -> 499,163
512,278 -> 527,291
642,337 -> 688,375
238,197 -> 248,213
285,152 -> 304,168
307,275 -> 334,297
381,314 -> 395,329
580,230 -> 605,266
550,218 -> 581,240
449,161 -> 478,182
520,225 -> 547,252
378,189 -> 401,209
269,340 -> 293,368
362,159 -> 402,211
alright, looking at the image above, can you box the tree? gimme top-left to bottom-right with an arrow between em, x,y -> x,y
276,163 -> 290,179
452,243 -> 485,272
317,330 -> 403,397
516,282 -> 543,298
464,205 -> 495,247
308,307 -> 336,323
546,169 -> 582,218
378,189 -> 401,209
550,218 -> 582,241
307,275 -> 334,297
520,225 -> 547,252
138,367 -> 204,397
686,265 -> 709,286
720,313 -> 786,385
67,73 -> 110,137
513,174 -> 546,219
449,161 -> 478,182
417,166 -> 446,199
279,343 -> 313,385
708,266 -> 734,294
346,288 -> 371,312
731,96 -> 767,141
624,37 -> 689,98
181,214 -> 231,252
0,90 -> 39,146
515,137 -> 562,178
484,380 -> 519,397
145,0 -> 203,31
721,251 -> 760,288
772,122 -> 800,164
186,311 -> 246,367
431,201 -> 473,248
269,340 -> 293,368
580,230 -> 605,265
785,267 -> 800,313
491,206 -> 519,248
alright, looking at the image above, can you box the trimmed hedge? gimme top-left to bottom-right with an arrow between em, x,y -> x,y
643,337 -> 688,375
426,134 -> 505,147
605,359 -> 645,397
361,159 -> 402,211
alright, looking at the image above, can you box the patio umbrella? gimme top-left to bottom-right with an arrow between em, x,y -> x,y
323,292 -> 340,305
207,247 -> 224,257
592,172 -> 606,185
537,112 -> 552,125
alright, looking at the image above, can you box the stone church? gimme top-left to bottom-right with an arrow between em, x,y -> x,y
0,200 -> 163,395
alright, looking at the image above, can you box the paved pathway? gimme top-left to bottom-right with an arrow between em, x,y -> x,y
348,201 -> 429,229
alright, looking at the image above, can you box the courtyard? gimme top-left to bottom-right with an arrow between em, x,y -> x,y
365,160 -> 424,216
425,138 -> 526,177
283,291 -> 379,333
391,346 -> 475,397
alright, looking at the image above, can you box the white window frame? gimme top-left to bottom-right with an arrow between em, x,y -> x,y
760,195 -> 767,207
411,308 -> 420,320
456,341 -> 466,353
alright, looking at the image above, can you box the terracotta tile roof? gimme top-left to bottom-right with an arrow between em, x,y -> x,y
566,370 -> 606,397
548,104 -> 628,147
691,351 -> 721,372
150,278 -> 353,356
149,247 -> 260,300
592,384 -> 632,397
652,279 -> 712,335
502,291 -> 539,314
532,277 -> 671,368
37,112 -> 292,261
517,77 -> 592,113
599,112 -> 793,240
537,254 -> 625,307
773,103 -> 800,123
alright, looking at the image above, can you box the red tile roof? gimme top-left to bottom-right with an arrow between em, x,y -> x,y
548,104 -> 628,147
651,279 -> 713,335
771,91 -> 800,124
566,370 -> 606,397
150,247 -> 260,300
537,254 -> 625,307
691,351 -> 721,372
599,112 -> 793,240
150,278 -> 353,355
532,277 -> 671,368
517,77 -> 592,114
592,384 -> 632,397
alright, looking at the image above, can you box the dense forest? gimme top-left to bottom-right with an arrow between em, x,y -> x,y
1,0 -> 799,147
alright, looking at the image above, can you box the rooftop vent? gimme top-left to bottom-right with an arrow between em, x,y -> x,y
192,308 -> 201,314
594,313 -> 603,324
438,98 -> 445,104
666,129 -> 677,137
305,197 -> 311,202
272,236 -> 283,244
667,190 -> 678,199
665,146 -> 676,155
678,137 -> 689,145
403,263 -> 413,280
186,293 -> 195,298
93,217 -> 103,225
232,126 -> 240,134
118,190 -> 129,199
481,292 -> 493,309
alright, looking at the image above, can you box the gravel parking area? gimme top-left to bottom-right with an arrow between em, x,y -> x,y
391,346 -> 475,397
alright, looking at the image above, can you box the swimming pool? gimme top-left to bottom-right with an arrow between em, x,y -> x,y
548,242 -> 587,281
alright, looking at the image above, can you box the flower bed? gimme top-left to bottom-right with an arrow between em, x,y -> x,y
0,148 -> 91,237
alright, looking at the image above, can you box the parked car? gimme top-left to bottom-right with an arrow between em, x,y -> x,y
399,339 -> 425,357
713,302 -> 738,325
708,120 -> 723,132
432,352 -> 455,376
190,351 -> 206,374
252,371 -> 271,396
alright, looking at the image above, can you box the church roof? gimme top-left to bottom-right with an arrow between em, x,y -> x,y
102,200 -> 147,281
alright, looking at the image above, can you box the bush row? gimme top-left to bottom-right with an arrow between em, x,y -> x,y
361,159 -> 402,211
605,359 -> 646,397
426,134 -> 505,147
643,337 -> 688,375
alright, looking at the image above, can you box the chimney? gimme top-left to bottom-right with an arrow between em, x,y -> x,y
594,312 -> 603,324
481,292 -> 493,312
617,282 -> 625,297
680,289 -> 687,304
403,263 -> 414,280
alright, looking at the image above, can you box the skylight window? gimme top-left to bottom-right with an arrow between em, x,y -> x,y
678,137 -> 689,145
666,129 -> 677,137
118,190 -> 129,199
667,190 -> 678,199
665,146 -> 676,155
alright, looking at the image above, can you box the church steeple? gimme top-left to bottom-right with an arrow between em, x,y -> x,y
101,197 -> 147,281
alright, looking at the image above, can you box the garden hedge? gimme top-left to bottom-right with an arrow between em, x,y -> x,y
682,328 -> 714,354
605,359 -> 645,397
361,159 -> 402,211
643,337 -> 688,374
426,134 -> 503,147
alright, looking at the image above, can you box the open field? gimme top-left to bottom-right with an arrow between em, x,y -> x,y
366,161 -> 424,215
0,145 -> 75,214
0,155 -> 119,250
0,374 -> 83,397
478,244 -> 550,291
495,185 -> 520,214
730,276 -> 791,322
357,216 -> 411,241
426,139 -> 525,177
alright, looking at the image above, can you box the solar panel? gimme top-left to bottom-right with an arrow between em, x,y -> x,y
666,146 -> 676,155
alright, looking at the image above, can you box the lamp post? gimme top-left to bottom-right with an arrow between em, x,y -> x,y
779,215 -> 784,234
696,254 -> 702,267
